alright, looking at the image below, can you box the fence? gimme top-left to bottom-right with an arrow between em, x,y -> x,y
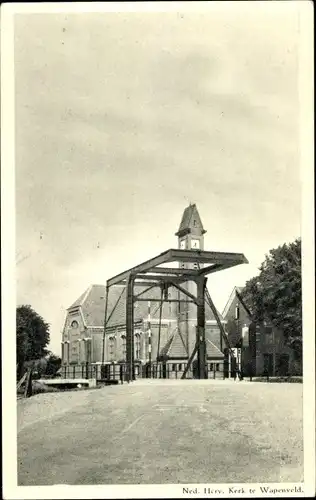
142,361 -> 225,380
61,363 -> 133,382
60,361 -> 226,381
60,364 -> 99,380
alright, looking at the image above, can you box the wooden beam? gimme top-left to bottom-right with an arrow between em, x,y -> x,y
107,248 -> 248,286
197,277 -> 207,379
169,281 -> 198,305
235,289 -> 253,320
133,284 -> 159,299
181,342 -> 198,379
199,262 -> 243,276
126,275 -> 135,382
148,267 -> 199,276
107,250 -> 173,287
121,281 -> 161,287
134,298 -> 195,304
101,285 -> 109,366
169,249 -> 248,265
135,274 -> 195,282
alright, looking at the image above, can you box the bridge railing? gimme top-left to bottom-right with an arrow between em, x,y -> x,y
60,361 -> 228,382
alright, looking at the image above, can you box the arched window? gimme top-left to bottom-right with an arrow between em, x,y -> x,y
135,333 -> 141,359
121,335 -> 126,358
109,336 -> 116,358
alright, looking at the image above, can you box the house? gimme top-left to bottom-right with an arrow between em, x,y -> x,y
222,286 -> 302,377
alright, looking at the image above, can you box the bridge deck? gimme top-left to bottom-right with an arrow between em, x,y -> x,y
17,379 -> 303,485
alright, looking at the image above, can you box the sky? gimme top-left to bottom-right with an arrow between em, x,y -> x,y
14,3 -> 302,356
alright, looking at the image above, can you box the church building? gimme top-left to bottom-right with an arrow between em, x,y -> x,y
61,204 -> 227,379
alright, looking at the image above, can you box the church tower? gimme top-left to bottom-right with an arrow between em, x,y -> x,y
176,203 -> 206,254
175,203 -> 207,358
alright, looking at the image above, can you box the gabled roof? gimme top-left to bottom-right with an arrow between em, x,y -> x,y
206,292 -> 224,322
82,284 -> 107,327
160,335 -> 176,357
160,328 -> 188,358
67,284 -> 106,326
67,282 -> 224,330
222,286 -> 245,319
175,203 -> 206,236
68,287 -> 92,310
159,331 -> 224,359
206,339 -> 224,358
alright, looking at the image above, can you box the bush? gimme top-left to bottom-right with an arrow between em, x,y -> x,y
32,381 -> 58,394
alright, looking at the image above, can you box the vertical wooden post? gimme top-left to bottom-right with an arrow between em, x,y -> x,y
126,274 -> 135,383
196,277 -> 207,379
147,301 -> 152,376
102,284 -> 109,366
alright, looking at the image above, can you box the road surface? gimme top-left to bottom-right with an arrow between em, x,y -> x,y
17,379 -> 303,485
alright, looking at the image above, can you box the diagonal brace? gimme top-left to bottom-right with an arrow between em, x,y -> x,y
181,341 -> 198,379
170,281 -> 198,306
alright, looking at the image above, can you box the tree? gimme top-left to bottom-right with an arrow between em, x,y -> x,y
16,305 -> 50,378
45,352 -> 62,377
241,238 -> 302,351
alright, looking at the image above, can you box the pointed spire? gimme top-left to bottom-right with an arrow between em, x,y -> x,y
175,203 -> 206,237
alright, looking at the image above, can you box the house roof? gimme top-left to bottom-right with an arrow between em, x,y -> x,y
67,285 -> 106,326
159,331 -> 224,359
67,282 -> 224,329
175,203 -> 206,236
160,329 -> 188,358
68,287 -> 91,310
82,284 -> 107,327
222,286 -> 245,319
206,339 -> 224,358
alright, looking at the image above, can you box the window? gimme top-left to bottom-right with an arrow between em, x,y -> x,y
263,353 -> 273,375
276,354 -> 289,376
85,338 -> 91,363
109,336 -> 116,358
61,343 -> 65,362
172,364 -> 177,371
216,363 -> 220,371
209,363 -> 214,370
66,344 -> 70,363
264,326 -> 274,345
135,333 -> 141,359
121,335 -> 126,357
178,364 -> 182,371
71,320 -> 79,329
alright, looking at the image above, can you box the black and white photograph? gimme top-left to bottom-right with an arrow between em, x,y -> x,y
1,1 -> 314,498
